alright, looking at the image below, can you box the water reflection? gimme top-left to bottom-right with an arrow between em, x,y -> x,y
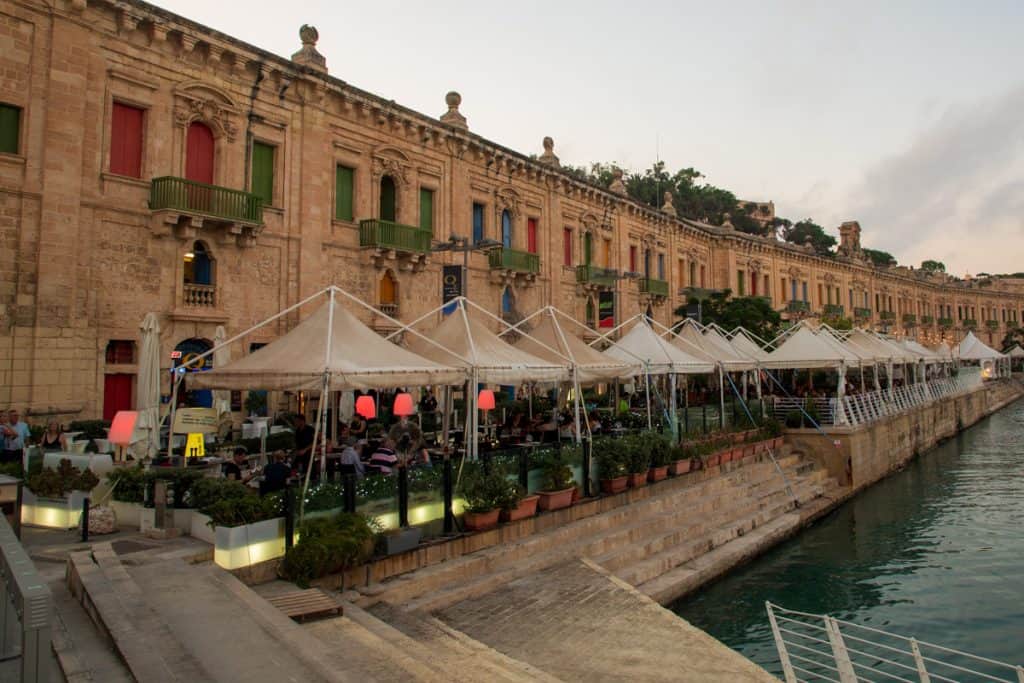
673,399 -> 1024,674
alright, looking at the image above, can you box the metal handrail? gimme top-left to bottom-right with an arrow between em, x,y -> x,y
766,602 -> 1024,683
0,506 -> 52,682
149,176 -> 263,224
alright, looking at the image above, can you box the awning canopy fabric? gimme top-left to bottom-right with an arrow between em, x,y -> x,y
601,319 -> 715,375
899,338 -> 943,361
191,296 -> 466,391
1006,344 -> 1024,358
512,308 -> 636,383
726,328 -> 771,362
761,326 -> 862,370
407,304 -> 568,385
669,320 -> 757,370
839,328 -> 909,364
955,331 -> 1006,361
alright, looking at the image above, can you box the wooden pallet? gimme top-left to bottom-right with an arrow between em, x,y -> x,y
266,589 -> 343,622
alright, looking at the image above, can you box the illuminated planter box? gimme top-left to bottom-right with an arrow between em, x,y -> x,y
190,512 -> 215,544
213,517 -> 286,570
21,490 -> 88,529
140,507 -> 194,534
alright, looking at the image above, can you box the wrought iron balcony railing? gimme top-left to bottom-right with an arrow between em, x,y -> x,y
962,318 -> 978,328
938,317 -> 954,328
786,300 -> 810,313
879,310 -> 896,321
853,307 -> 872,320
150,176 -> 263,224
921,315 -> 935,325
488,247 -> 540,275
823,304 -> 845,318
575,264 -> 617,288
902,313 -> 917,325
359,219 -> 432,253
638,277 -> 669,297
986,319 -> 1000,329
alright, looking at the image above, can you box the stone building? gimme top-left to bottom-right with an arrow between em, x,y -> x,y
1,0 -> 1022,422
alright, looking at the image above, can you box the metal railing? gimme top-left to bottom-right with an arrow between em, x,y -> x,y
639,277 -> 669,297
880,311 -> 896,321
183,283 -> 216,307
488,247 -> 540,275
0,505 -> 52,682
938,317 -> 954,328
358,219 -> 432,253
149,176 -> 263,224
770,397 -> 837,426
575,264 -> 617,288
921,315 -> 935,325
787,300 -> 811,314
823,304 -> 845,318
986,320 -> 1001,330
766,602 -> 1024,683
963,319 -> 978,329
853,307 -> 872,320
902,313 -> 917,325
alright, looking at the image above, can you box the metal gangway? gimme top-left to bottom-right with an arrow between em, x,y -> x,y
0,507 -> 53,682
766,602 -> 1024,683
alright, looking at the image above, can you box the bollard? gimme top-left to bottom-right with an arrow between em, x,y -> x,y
153,480 -> 167,530
81,496 -> 90,542
343,473 -> 356,514
582,437 -> 593,498
283,485 -> 294,551
443,456 -> 454,534
397,465 -> 409,528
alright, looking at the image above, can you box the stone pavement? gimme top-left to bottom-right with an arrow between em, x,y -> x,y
437,559 -> 777,682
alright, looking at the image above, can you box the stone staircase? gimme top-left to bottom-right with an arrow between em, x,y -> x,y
357,447 -> 840,615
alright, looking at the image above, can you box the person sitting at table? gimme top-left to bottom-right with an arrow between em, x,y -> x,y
368,438 -> 398,475
260,450 -> 291,495
40,420 -> 67,451
223,447 -> 255,483
588,412 -> 603,434
338,436 -> 365,478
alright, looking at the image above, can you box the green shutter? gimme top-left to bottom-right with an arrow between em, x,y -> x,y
0,105 -> 21,155
251,142 -> 274,205
419,188 -> 434,233
335,165 -> 354,221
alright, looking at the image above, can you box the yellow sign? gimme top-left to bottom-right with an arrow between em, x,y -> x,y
185,433 -> 206,458
172,407 -> 219,434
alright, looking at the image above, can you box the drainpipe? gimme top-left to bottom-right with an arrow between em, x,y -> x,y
242,62 -> 266,192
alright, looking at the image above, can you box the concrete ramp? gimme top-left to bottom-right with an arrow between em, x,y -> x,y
435,559 -> 776,682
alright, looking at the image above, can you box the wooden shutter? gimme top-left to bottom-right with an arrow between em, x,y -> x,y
0,104 -> 21,155
335,166 -> 354,221
110,103 -> 144,177
419,188 -> 434,233
185,122 -> 215,184
527,218 -> 537,254
251,142 -> 275,205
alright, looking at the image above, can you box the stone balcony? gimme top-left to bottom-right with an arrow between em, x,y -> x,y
638,277 -> 669,299
183,283 -> 216,307
575,264 -> 617,290
359,219 -> 431,272
489,247 -> 539,286
149,176 -> 263,247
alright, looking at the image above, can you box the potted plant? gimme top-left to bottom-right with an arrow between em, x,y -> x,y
763,419 -> 784,449
280,512 -> 377,588
784,410 -> 803,429
22,459 -> 99,529
199,486 -> 285,570
703,438 -> 724,468
461,467 -> 505,532
596,440 -> 628,494
645,433 -> 671,482
668,444 -> 695,475
537,457 -> 576,511
500,482 -> 539,523
625,436 -> 651,488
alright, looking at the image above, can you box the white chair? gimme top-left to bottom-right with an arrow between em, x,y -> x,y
93,438 -> 111,454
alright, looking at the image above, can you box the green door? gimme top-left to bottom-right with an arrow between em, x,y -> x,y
251,142 -> 274,205
380,176 -> 396,222
419,188 -> 434,234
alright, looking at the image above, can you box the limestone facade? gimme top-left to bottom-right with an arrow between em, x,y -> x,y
1,0 -> 1023,420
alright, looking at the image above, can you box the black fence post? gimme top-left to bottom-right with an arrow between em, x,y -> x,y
397,465 -> 409,528
702,404 -> 708,434
13,481 -> 22,540
283,485 -> 294,551
517,448 -> 529,491
81,496 -> 90,543
443,456 -> 454,534
343,473 -> 356,514
582,437 -> 593,498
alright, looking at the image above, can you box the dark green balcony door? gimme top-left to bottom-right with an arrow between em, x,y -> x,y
380,176 -> 396,222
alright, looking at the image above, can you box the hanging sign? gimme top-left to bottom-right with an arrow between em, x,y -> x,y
185,433 -> 206,457
172,407 -> 218,434
442,265 -> 462,315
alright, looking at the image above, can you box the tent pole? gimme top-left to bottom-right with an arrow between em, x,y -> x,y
573,368 -> 582,445
669,372 -> 678,442
718,365 -> 726,430
644,367 -> 652,430
299,373 -> 329,523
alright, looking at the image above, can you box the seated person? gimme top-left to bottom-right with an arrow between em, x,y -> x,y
588,412 -> 603,434
368,438 -> 398,474
40,420 -> 67,451
349,414 -> 368,438
260,450 -> 292,495
223,447 -> 255,483
338,436 -> 365,478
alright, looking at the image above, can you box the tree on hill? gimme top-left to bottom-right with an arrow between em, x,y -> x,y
780,220 -> 836,256
675,290 -> 781,342
920,260 -> 946,273
863,248 -> 897,268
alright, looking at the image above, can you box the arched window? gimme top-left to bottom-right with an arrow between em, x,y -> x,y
185,122 -> 215,184
184,241 -> 214,286
585,298 -> 596,329
379,175 -> 397,222
501,210 -> 512,248
379,270 -> 398,314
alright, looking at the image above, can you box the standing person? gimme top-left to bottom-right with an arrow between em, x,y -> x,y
2,409 -> 31,463
292,413 -> 317,477
40,420 -> 66,451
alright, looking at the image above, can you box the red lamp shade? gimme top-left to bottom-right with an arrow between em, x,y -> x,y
108,410 -> 139,446
478,389 -> 496,411
355,395 -> 376,419
393,392 -> 415,417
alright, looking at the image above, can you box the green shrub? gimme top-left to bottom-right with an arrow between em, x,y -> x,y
622,435 -> 651,474
0,462 -> 23,478
461,467 -> 517,513
595,439 -> 627,480
109,467 -> 207,508
304,482 -> 344,512
201,490 -> 281,527
539,456 -> 574,492
26,459 -> 99,497
784,410 -> 803,428
280,512 -> 376,587
67,420 -> 111,440
640,432 -> 672,468
762,418 -> 783,438
188,477 -> 251,512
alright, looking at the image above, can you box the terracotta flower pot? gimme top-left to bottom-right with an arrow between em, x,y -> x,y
754,441 -> 766,454
627,472 -> 647,488
500,495 -> 539,523
669,458 -> 692,476
600,476 -> 629,495
706,453 -> 721,468
773,436 -> 784,449
463,508 -> 501,532
732,433 -> 745,444
744,444 -> 756,458
648,465 -> 669,482
537,488 -> 575,511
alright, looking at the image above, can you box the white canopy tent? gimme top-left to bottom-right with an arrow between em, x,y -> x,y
725,327 -> 772,363
955,331 -> 1009,378
1006,345 -> 1024,359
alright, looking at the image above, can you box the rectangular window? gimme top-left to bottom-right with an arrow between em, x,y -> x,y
678,259 -> 685,290
750,272 -> 757,296
473,203 -> 485,244
849,289 -> 854,309
0,104 -> 20,155
251,141 -> 275,205
818,283 -> 825,305
603,238 -> 612,268
889,296 -> 894,312
690,262 -> 697,287
737,269 -> 746,296
781,278 -> 788,302
335,165 -> 354,221
527,217 -> 538,254
629,245 -> 637,273
419,188 -> 434,234
657,253 -> 665,280
105,340 -> 135,364
109,102 -> 144,177
563,228 -> 573,266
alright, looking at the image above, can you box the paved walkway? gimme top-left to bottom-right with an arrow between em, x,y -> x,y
437,559 -> 777,682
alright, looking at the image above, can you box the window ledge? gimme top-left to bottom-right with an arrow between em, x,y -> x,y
263,205 -> 284,216
0,153 -> 26,167
101,172 -> 149,188
331,218 -> 356,228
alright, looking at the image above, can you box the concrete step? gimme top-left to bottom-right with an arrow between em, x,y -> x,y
50,575 -> 133,683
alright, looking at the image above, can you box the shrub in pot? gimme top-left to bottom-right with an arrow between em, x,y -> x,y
461,467 -> 508,532
537,457 -> 576,511
784,410 -> 803,429
644,432 -> 672,482
280,512 -> 377,588
500,482 -> 539,523
624,436 -> 651,488
596,439 -> 628,494
668,444 -> 695,475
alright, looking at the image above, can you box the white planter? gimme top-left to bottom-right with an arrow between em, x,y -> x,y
214,517 -> 286,570
140,507 -> 194,534
21,490 -> 88,529
190,512 -> 216,544
109,500 -> 143,528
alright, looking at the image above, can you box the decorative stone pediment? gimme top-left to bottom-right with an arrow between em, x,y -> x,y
371,147 -> 411,186
494,186 -> 522,217
172,81 -> 239,141
786,266 -> 804,279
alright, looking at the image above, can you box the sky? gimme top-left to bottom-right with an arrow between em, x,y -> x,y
161,0 -> 1024,276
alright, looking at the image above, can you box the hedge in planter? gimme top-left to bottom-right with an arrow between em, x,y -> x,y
642,433 -> 671,482
595,439 -> 628,494
537,456 -> 576,511
623,435 -> 651,487
107,466 -> 204,509
460,467 -> 516,532
279,512 -> 377,587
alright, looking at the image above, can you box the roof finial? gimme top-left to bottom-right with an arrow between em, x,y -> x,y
539,136 -> 560,167
291,25 -> 326,71
440,91 -> 468,130
661,191 -> 676,217
609,168 -> 627,195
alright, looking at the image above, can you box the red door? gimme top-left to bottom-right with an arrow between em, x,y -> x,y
185,122 -> 215,184
527,218 -> 538,254
103,374 -> 134,422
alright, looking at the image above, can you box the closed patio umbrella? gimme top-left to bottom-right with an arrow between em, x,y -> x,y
212,325 -> 231,417
134,312 -> 161,459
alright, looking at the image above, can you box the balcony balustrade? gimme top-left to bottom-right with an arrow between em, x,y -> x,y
786,300 -> 810,314
639,277 -> 669,298
183,283 -> 216,308
358,219 -> 432,254
575,264 -> 617,288
488,247 -> 540,275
